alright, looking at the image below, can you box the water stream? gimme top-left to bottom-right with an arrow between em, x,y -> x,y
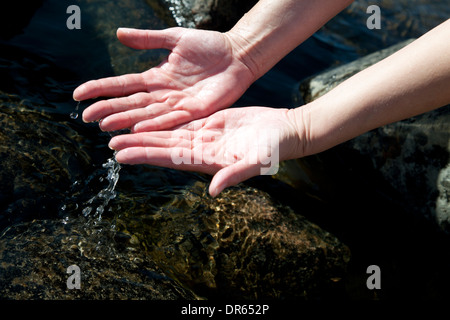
81,152 -> 121,221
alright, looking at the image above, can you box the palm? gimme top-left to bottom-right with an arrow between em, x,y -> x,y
73,27 -> 254,132
109,107 -> 300,196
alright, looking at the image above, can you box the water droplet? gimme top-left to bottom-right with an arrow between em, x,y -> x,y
70,101 -> 81,119
82,207 -> 92,216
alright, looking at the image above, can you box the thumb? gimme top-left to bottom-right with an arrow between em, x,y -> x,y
116,27 -> 181,50
209,161 -> 261,198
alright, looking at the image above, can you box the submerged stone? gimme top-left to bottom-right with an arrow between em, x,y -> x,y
116,182 -> 351,299
0,92 -> 92,231
0,218 -> 196,299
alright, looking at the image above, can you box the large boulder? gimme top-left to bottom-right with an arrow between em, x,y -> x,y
0,92 -> 93,231
0,218 -> 196,299
114,182 -> 351,299
0,92 -> 196,299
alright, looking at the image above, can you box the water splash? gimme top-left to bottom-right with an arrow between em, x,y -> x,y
82,152 -> 121,222
63,101 -> 122,225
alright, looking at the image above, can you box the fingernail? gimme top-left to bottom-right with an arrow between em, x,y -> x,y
132,123 -> 142,132
209,186 -> 219,198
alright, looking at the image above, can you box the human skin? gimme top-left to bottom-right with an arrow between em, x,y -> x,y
73,1 -> 450,197
294,18 -> 450,158
109,19 -> 450,197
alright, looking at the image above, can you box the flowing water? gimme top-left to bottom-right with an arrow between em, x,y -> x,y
1,0 -> 450,300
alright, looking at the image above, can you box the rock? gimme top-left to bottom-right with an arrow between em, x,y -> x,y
156,0 -> 258,31
0,92 -> 92,231
116,182 -> 351,299
0,90 -> 350,300
0,218 -> 196,299
295,40 -> 450,233
0,91 -> 196,299
299,39 -> 415,103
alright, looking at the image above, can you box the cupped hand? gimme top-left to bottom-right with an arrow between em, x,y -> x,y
108,107 -> 303,197
73,27 -> 256,132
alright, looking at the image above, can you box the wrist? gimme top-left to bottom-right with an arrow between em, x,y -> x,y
222,29 -> 263,83
284,106 -> 313,159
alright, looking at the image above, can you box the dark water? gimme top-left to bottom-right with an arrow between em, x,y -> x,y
0,0 -> 449,300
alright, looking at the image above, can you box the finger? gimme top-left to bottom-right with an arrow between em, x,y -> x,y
99,103 -> 169,132
73,73 -> 148,101
209,161 -> 261,198
109,131 -> 189,150
115,147 -> 219,175
132,110 -> 197,132
115,146 -> 178,166
117,27 -> 182,50
82,92 -> 157,123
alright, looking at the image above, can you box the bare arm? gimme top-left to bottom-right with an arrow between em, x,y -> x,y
289,19 -> 450,158
226,0 -> 355,81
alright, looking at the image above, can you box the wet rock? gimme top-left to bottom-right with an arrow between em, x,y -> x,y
116,182 -> 351,299
0,218 -> 196,299
0,91 -> 196,299
294,40 -> 450,233
156,0 -> 258,31
0,92 -> 93,231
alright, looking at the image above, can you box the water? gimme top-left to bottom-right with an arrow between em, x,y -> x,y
1,0 -> 450,300
68,97 -> 121,222
81,154 -> 121,220
70,101 -> 80,119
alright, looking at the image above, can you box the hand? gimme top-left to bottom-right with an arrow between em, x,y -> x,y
73,27 -> 256,132
108,107 -> 304,197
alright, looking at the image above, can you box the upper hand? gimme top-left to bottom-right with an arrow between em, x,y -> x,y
73,27 -> 256,132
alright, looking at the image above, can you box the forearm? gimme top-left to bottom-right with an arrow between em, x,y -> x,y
225,0 -> 354,81
292,19 -> 450,158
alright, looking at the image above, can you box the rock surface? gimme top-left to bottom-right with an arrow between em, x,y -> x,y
116,182 -> 351,299
156,0 -> 257,31
0,218 -> 196,299
0,92 -> 195,299
299,39 -> 415,103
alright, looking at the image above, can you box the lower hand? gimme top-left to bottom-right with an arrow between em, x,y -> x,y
108,106 -> 303,197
